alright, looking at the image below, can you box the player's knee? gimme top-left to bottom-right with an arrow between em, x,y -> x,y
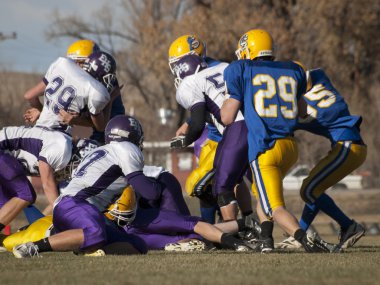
217,191 -> 237,208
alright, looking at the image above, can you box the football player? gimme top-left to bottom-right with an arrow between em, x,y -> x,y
12,115 -> 252,258
221,29 -> 333,253
0,125 -> 72,241
171,53 -> 255,223
169,35 -> 223,224
276,69 -> 367,249
23,39 -> 125,144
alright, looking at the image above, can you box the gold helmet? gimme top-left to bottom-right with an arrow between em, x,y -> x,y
66,39 -> 100,65
168,34 -> 206,74
105,186 -> 137,227
235,29 -> 274,60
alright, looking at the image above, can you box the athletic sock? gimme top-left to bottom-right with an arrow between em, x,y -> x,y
200,206 -> 217,224
314,193 -> 352,229
294,228 -> 307,243
299,203 -> 319,231
34,238 -> 53,252
220,233 -> 242,249
260,221 -> 274,239
0,223 -> 5,232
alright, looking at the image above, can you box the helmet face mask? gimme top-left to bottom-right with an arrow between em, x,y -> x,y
105,115 -> 144,150
55,139 -> 100,182
168,35 -> 206,74
173,54 -> 208,89
82,51 -> 117,92
235,29 -> 275,61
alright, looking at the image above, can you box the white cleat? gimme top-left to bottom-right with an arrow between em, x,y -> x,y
164,239 -> 206,252
13,242 -> 40,258
275,236 -> 302,249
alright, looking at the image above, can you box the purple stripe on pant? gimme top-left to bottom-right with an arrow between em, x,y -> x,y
124,208 -> 202,250
212,120 -> 249,196
53,196 -> 147,253
0,152 -> 36,207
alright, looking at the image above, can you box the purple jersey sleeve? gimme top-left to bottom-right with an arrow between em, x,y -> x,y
126,171 -> 162,201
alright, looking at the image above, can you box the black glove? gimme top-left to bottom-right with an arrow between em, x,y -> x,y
170,136 -> 186,149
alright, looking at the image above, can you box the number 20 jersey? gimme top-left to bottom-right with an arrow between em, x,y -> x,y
36,57 -> 110,133
176,62 -> 244,135
224,60 -> 307,162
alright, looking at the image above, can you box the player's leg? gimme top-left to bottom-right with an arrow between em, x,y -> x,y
252,138 -> 330,252
2,215 -> 53,252
300,141 -> 367,247
213,121 -> 250,221
157,172 -> 190,215
186,138 -> 218,222
0,153 -> 36,228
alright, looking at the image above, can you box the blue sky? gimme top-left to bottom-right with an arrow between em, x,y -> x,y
0,0 -> 108,74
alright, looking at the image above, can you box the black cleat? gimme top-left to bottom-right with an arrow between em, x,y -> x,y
338,220 -> 365,249
300,232 -> 332,253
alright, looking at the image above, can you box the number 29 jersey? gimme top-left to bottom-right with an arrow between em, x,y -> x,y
224,60 -> 307,162
36,57 -> 110,133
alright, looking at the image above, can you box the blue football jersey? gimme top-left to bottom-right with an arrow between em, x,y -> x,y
296,69 -> 362,143
224,60 -> 307,162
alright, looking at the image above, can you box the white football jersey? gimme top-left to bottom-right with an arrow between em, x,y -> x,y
0,126 -> 72,175
176,62 -> 244,135
143,165 -> 168,179
36,57 -> 110,133
59,141 -> 144,212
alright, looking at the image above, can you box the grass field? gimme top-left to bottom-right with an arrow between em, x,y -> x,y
1,189 -> 379,285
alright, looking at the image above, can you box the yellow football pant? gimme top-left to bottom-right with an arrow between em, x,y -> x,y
185,139 -> 218,197
251,138 -> 298,218
301,141 -> 367,203
3,215 -> 53,251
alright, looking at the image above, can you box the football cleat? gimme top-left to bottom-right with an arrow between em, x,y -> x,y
164,239 -> 206,252
338,220 -> 365,249
258,237 -> 274,253
275,236 -> 302,249
300,232 -> 333,253
83,249 -> 106,257
13,242 -> 41,258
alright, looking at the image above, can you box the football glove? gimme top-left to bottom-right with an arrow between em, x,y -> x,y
170,136 -> 187,149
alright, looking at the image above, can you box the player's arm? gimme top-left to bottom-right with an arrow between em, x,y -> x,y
171,104 -> 206,148
126,171 -> 162,201
59,109 -> 93,127
221,98 -> 241,125
38,160 -> 59,215
297,95 -> 308,119
24,80 -> 46,110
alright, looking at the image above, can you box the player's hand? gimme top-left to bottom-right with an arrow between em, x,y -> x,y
24,108 -> 41,124
59,109 -> 79,125
170,136 -> 187,149
175,122 -> 189,136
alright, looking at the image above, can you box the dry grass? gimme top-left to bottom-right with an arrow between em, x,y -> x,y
1,189 -> 379,285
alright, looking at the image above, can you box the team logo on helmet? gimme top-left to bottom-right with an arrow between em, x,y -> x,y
188,36 -> 200,51
98,54 -> 113,73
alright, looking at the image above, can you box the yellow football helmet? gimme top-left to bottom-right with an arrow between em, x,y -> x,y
235,29 -> 274,60
105,186 -> 137,227
168,34 -> 206,74
66,39 -> 100,64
